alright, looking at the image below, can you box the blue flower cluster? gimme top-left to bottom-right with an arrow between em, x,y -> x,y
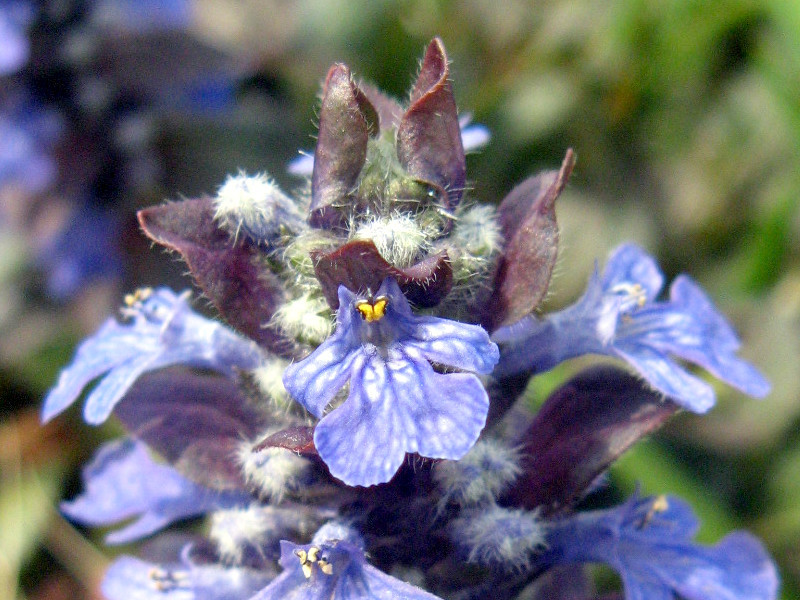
43,37 -> 779,600
1,0 -> 235,301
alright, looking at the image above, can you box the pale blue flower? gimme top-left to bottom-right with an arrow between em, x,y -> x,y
102,552 -> 273,600
283,277 -> 498,487
537,493 -> 779,600
42,287 -> 264,425
493,243 -> 770,412
61,439 -> 248,544
0,0 -> 33,75
251,524 -> 444,600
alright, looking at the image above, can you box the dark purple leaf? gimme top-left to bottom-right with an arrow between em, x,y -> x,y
310,64 -> 377,228
505,365 -> 678,515
396,38 -> 466,210
311,240 -> 453,309
115,368 -> 268,492
253,425 -> 317,455
138,197 -> 290,355
483,149 -> 575,331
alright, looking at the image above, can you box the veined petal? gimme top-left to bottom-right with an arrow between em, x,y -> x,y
42,287 -> 264,425
252,535 -> 444,600
493,244 -> 771,411
61,439 -> 247,544
406,316 -> 498,375
539,494 -> 779,600
82,356 -> 157,424
41,320 -> 153,423
601,243 -> 664,302
613,343 -> 716,412
665,276 -> 771,398
102,554 -> 272,600
314,350 -> 488,486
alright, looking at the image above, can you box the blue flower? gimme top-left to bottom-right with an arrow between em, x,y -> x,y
36,203 -> 123,300
0,1 -> 33,75
282,277 -> 498,487
0,98 -> 61,193
251,524 -> 444,600
102,552 -> 274,600
61,439 -> 248,545
493,243 -> 770,413
42,287 -> 264,425
537,493 -> 779,600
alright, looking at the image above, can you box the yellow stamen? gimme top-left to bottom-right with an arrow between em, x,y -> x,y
638,494 -> 669,529
356,296 -> 388,322
318,559 -> 333,575
124,287 -> 153,307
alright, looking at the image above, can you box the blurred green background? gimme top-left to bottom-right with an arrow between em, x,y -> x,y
2,1 -> 798,598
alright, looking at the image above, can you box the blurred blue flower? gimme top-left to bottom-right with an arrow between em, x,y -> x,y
0,0 -> 33,75
538,493 -> 779,600
62,438 -> 248,544
283,277 -> 498,487
102,553 -> 273,600
42,287 -> 264,425
251,527 -> 443,600
36,203 -> 123,300
0,98 -> 62,193
493,243 -> 770,412
88,0 -> 191,31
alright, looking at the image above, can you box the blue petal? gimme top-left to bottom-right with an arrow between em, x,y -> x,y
82,356 -> 157,424
252,537 -> 444,600
42,287 -> 264,425
314,349 -> 489,486
656,532 -> 780,600
666,276 -> 771,398
460,124 -> 490,152
492,273 -> 611,377
601,243 -> 664,302
102,556 -> 192,600
282,287 -> 362,418
405,316 -> 498,375
102,554 -> 272,600
539,494 -> 779,600
613,344 -> 716,412
41,320 -> 153,423
377,278 -> 498,374
61,439 -> 247,544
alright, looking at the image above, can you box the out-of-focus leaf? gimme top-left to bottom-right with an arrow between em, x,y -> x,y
114,368 -> 268,491
0,466 -> 61,588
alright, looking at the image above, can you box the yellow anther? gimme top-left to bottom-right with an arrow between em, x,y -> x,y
638,494 -> 669,529
318,559 -> 333,575
296,546 -> 329,578
125,287 -> 153,307
148,567 -> 188,590
356,296 -> 388,322
610,282 -> 647,308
